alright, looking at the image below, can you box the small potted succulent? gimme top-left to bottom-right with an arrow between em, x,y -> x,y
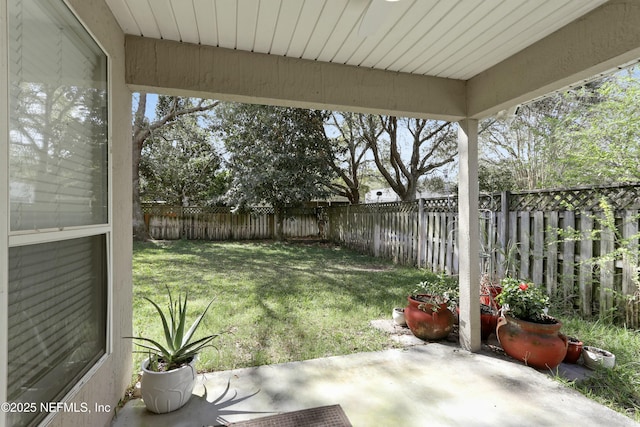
126,287 -> 223,413
404,274 -> 458,340
495,278 -> 568,370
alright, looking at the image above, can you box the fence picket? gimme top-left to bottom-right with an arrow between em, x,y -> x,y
143,183 -> 640,322
579,214 -> 594,317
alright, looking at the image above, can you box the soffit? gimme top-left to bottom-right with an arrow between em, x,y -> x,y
105,0 -> 607,81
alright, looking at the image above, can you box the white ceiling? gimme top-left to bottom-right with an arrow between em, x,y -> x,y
105,0 -> 608,81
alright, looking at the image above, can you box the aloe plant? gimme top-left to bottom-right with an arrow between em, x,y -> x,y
127,287 -> 222,371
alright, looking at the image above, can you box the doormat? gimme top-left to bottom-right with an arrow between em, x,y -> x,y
226,404 -> 352,427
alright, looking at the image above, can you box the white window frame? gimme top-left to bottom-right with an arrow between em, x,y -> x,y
0,1 -> 114,425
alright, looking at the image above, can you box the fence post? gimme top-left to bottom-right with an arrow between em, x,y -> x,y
374,204 -> 381,257
498,191 -> 510,278
417,199 -> 424,268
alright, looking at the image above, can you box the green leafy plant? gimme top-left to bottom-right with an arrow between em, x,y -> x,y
496,277 -> 550,322
127,286 -> 222,372
411,273 -> 459,311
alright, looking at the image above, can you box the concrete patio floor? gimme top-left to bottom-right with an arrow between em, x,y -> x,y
111,337 -> 639,427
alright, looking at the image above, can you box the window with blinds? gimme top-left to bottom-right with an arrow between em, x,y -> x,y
9,0 -> 108,231
6,0 -> 109,426
7,237 -> 107,427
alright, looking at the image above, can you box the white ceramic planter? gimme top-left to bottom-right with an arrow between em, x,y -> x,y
582,346 -> 615,370
392,307 -> 407,326
140,356 -> 198,413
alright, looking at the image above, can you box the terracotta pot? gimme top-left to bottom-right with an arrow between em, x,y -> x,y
481,310 -> 499,341
563,337 -> 583,364
480,285 -> 502,310
405,295 -> 454,340
455,306 -> 498,341
496,315 -> 568,370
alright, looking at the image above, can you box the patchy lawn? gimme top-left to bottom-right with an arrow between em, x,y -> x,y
131,240 -> 429,375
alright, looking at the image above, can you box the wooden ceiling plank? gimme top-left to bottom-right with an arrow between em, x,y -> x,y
193,0 -> 218,45
362,0 -> 455,70
215,0 -> 239,49
148,0 -> 180,41
126,0 -> 161,38
105,0 -> 142,35
253,0 -> 281,53
270,0 -> 305,56
236,0 -> 260,51
170,0 -> 200,44
301,0 -> 349,60
286,0 -> 326,58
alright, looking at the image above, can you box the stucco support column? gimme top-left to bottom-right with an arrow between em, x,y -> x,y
457,119 -> 481,352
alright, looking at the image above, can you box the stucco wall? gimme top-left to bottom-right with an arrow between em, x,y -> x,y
45,1 -> 132,426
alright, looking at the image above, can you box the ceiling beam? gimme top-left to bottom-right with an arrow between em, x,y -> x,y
125,35 -> 466,121
467,0 -> 640,119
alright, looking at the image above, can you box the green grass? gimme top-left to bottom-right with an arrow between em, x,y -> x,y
131,240 -> 640,421
552,314 -> 640,422
132,240 -> 429,376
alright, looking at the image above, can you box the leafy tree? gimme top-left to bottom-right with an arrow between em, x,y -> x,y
478,79 -> 609,191
139,107 -> 227,206
322,112 -> 371,204
217,103 -> 335,238
553,70 -> 640,185
132,93 -> 219,240
361,115 -> 457,201
479,100 -> 563,191
477,161 -> 516,193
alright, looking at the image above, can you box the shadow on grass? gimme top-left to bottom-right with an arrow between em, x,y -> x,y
132,240 -> 435,370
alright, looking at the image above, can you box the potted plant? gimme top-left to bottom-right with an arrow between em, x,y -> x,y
495,278 -> 568,370
582,345 -> 616,369
404,274 -> 457,341
563,336 -> 583,364
477,273 -> 501,340
126,287 -> 223,413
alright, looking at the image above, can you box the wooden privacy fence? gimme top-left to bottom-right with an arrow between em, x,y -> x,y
326,183 -> 640,326
142,205 -> 322,240
142,183 -> 640,325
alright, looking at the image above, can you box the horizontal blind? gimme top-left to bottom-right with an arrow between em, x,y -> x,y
9,0 -> 108,232
7,236 -> 107,427
6,1 -> 110,426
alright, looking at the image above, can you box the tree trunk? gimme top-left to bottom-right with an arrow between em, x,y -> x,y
132,93 -> 151,241
130,94 -> 219,241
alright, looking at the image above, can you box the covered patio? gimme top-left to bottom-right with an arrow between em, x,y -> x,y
112,342 -> 639,427
108,0 -> 640,354
2,1 -> 640,426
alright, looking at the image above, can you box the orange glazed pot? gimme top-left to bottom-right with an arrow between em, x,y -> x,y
563,337 -> 583,364
405,295 -> 454,341
496,314 -> 568,370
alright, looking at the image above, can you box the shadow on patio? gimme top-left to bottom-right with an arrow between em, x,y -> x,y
111,340 -> 638,427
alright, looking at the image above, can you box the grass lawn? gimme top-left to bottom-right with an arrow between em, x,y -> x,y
132,240 -> 428,375
552,314 -> 640,421
131,239 -> 640,421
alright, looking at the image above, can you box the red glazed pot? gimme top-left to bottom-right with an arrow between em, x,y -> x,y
481,311 -> 499,341
563,337 -> 583,364
455,306 -> 498,341
496,314 -> 568,370
480,285 -> 502,309
405,295 -> 454,341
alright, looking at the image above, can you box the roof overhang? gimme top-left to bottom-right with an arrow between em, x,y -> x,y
114,0 -> 640,121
